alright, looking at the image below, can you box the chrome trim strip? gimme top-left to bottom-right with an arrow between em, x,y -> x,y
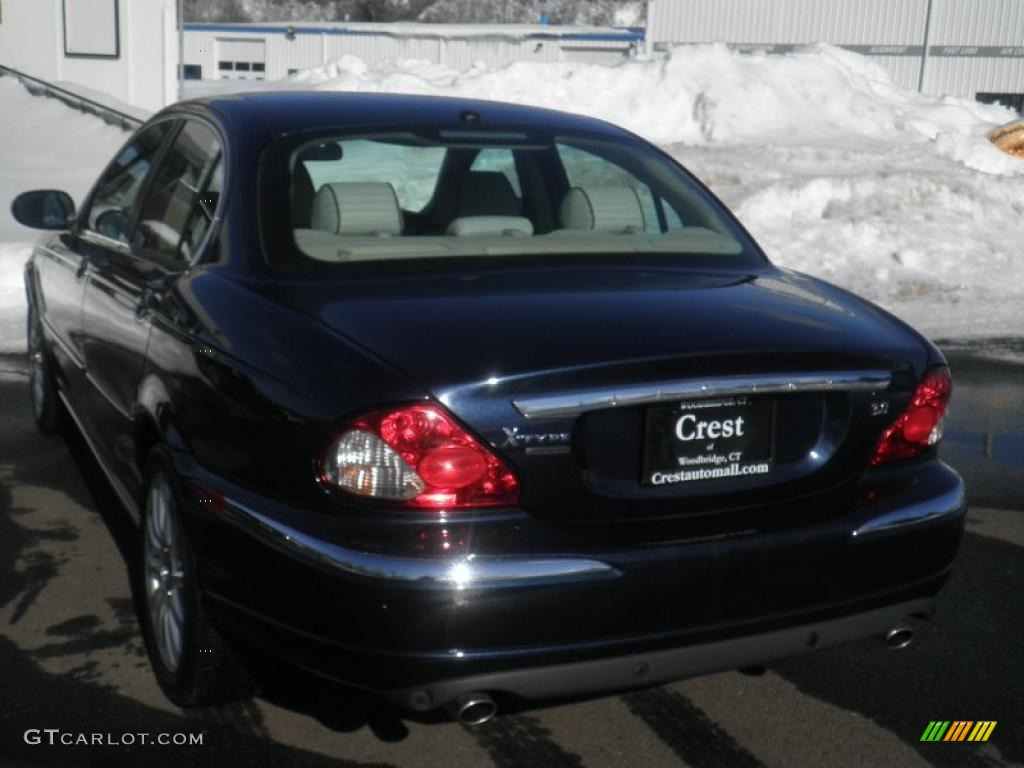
513,370 -> 892,419
57,391 -> 140,524
81,229 -> 131,255
86,271 -> 141,312
851,484 -> 966,539
223,498 -> 620,589
40,316 -> 86,371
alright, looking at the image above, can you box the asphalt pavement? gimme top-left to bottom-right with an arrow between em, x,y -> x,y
0,348 -> 1020,768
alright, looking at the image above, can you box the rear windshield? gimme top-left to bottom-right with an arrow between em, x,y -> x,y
260,127 -> 762,269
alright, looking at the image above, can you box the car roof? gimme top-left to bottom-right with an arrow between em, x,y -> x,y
174,90 -> 633,140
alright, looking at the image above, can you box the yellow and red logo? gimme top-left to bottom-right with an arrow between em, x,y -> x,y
921,721 -> 997,742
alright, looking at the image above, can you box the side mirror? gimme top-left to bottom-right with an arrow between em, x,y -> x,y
11,190 -> 76,231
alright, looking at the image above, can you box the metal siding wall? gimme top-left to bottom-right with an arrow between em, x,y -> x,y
925,0 -> 1024,97
924,56 -> 1024,98
648,0 -> 926,45
869,55 -> 923,90
646,0 -> 1024,97
183,26 -> 636,81
323,34 -> 440,64
928,0 -> 1024,45
271,34 -> 323,80
561,47 -> 632,65
183,30 -> 218,81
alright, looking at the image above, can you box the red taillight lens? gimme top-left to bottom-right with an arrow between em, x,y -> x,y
870,366 -> 952,466
320,403 -> 520,509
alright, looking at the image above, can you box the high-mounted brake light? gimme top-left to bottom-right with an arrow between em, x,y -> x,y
870,366 -> 952,466
319,403 -> 520,509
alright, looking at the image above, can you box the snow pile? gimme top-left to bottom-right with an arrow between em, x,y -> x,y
298,45 -> 1024,340
298,44 -> 1020,174
680,143 -> 1024,340
0,78 -> 129,352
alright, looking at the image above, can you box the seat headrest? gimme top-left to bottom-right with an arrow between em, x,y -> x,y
458,171 -> 519,217
446,215 -> 534,237
558,186 -> 646,233
311,182 -> 403,236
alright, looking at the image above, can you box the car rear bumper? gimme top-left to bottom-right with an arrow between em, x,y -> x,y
383,596 -> 935,710
176,452 -> 965,707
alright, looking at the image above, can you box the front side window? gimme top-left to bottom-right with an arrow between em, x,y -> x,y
134,120 -> 221,264
264,129 -> 755,268
85,122 -> 172,243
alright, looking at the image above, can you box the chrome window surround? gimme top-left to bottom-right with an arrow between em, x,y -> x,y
513,370 -> 892,420
79,114 -> 228,271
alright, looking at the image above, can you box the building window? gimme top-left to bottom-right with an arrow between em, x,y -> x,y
977,92 -> 1024,114
235,61 -> 251,71
218,61 -> 232,71
253,62 -> 265,72
287,68 -> 299,76
183,64 -> 202,80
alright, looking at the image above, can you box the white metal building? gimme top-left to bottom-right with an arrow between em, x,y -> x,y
647,0 -> 1024,107
180,21 -> 644,83
0,0 -> 179,112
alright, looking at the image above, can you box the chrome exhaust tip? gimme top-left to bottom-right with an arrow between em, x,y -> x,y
884,624 -> 914,650
447,692 -> 497,726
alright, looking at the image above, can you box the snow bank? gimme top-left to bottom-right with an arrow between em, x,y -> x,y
298,44 -> 1021,174
299,45 -> 1024,340
678,143 -> 1024,340
0,77 -> 129,353
0,244 -> 31,353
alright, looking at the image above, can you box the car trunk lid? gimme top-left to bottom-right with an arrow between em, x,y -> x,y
277,262 -> 926,526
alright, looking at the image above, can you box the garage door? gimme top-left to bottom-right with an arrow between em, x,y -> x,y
215,39 -> 266,80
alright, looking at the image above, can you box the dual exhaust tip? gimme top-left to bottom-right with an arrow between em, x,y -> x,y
446,692 -> 498,726
884,624 -> 915,650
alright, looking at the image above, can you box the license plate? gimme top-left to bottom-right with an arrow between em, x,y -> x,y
642,396 -> 774,486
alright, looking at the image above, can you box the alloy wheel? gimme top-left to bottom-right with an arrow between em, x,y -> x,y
144,474 -> 187,674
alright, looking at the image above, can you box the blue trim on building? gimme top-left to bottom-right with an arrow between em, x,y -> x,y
182,22 -> 644,43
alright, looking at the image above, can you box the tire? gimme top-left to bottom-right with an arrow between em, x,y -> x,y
139,446 -> 255,706
27,303 -> 62,434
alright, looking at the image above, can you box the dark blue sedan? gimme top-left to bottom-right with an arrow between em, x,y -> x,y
14,92 -> 964,724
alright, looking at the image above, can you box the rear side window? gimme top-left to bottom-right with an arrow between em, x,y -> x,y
133,121 -> 222,264
84,122 -> 172,243
179,160 -> 223,263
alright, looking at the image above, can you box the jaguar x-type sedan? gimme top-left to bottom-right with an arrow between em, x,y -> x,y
15,92 -> 964,724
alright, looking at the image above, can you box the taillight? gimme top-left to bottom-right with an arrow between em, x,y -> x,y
319,403 -> 520,509
870,366 -> 952,466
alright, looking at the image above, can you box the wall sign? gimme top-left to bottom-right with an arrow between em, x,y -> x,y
63,0 -> 120,59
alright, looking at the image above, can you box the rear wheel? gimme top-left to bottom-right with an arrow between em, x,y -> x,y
140,447 -> 255,706
27,304 -> 62,433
